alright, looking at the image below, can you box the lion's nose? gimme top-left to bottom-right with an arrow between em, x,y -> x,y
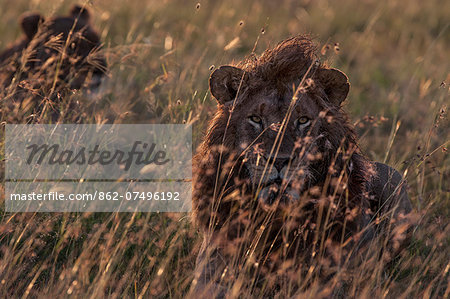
267,157 -> 290,172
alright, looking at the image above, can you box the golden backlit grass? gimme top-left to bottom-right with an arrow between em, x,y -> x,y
0,0 -> 448,297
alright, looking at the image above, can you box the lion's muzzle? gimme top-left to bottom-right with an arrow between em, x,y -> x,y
246,155 -> 309,208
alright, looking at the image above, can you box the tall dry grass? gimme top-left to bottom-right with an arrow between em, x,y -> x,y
0,0 -> 448,297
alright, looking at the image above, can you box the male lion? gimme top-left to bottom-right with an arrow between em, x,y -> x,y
191,36 -> 412,297
0,5 -> 106,121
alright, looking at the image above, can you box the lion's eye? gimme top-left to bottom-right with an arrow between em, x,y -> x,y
297,116 -> 311,127
298,116 -> 309,124
249,115 -> 263,125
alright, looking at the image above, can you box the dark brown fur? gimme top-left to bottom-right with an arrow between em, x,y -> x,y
0,5 -> 106,121
191,36 -> 412,297
194,36 -> 371,235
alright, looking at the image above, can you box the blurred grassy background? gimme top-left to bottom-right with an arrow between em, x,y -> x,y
0,0 -> 448,297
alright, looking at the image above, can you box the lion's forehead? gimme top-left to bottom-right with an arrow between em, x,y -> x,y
240,89 -> 321,120
43,18 -> 98,42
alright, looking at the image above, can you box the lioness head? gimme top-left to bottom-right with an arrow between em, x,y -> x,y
0,5 -> 106,90
204,36 -> 363,208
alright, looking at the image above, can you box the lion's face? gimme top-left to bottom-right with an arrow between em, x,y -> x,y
209,64 -> 350,206
1,5 -> 106,90
236,89 -> 321,199
28,16 -> 105,89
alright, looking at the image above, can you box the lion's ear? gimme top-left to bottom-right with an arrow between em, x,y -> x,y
70,5 -> 90,24
209,65 -> 246,104
20,13 -> 45,40
315,68 -> 350,106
